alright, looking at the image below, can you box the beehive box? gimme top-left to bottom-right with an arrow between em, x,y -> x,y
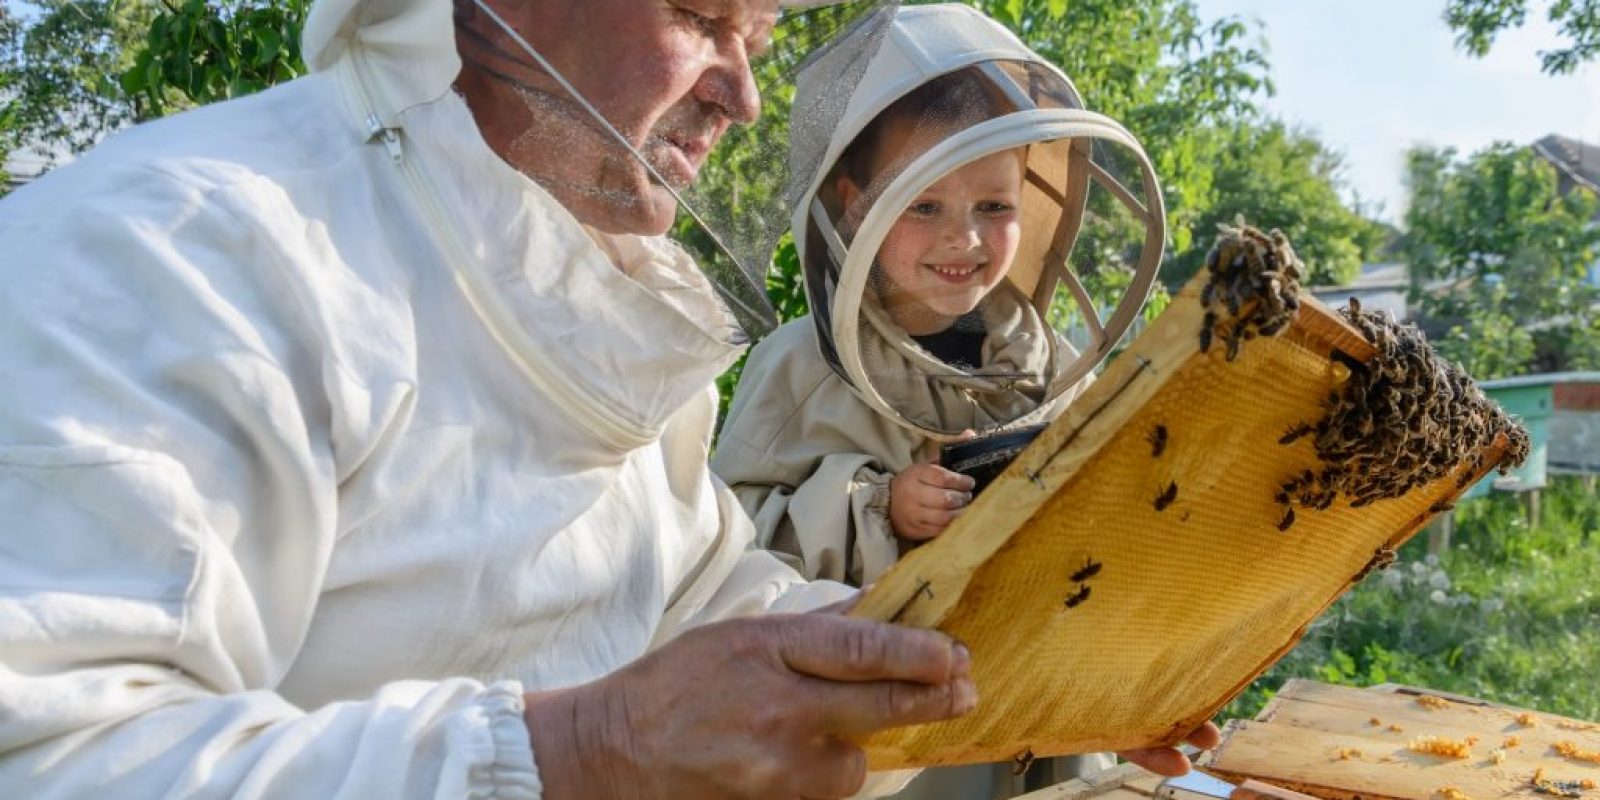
848,251 -> 1523,769
1201,679 -> 1600,800
1014,762 -> 1171,800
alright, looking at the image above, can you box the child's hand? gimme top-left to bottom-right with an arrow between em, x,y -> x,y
889,463 -> 977,541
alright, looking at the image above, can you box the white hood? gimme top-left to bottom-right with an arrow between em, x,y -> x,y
302,0 -> 752,452
305,0 -> 459,123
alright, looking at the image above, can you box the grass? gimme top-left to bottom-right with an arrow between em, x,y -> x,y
1220,475 -> 1600,723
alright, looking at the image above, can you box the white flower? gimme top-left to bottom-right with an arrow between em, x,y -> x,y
1430,589 -> 1450,605
1429,571 -> 1452,591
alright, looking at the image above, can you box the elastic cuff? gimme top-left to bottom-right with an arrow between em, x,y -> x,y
450,681 -> 542,799
851,468 -> 900,585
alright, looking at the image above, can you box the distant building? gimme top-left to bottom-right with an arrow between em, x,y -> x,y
1533,134 -> 1600,285
1311,135 -> 1600,316
1534,134 -> 1600,207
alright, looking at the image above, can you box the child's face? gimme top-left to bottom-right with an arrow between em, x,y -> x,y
851,150 -> 1024,336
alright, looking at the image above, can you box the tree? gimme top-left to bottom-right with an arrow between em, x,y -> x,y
1164,120 -> 1387,287
0,0 -> 156,161
1,4 -> 18,191
965,0 -> 1275,256
119,0 -> 309,115
1402,143 -> 1600,377
1444,0 -> 1600,74
0,0 -> 306,185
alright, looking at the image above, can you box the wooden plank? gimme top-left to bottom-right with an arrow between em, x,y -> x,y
1283,295 -> 1378,363
1257,697 -> 1599,759
1261,680 -> 1600,754
1367,683 -> 1508,710
1202,719 -> 1600,800
1370,684 -> 1600,733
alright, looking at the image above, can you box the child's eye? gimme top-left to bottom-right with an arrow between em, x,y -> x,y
907,201 -> 940,217
979,201 -> 1015,215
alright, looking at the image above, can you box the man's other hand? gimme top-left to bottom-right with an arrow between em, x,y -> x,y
524,613 -> 975,800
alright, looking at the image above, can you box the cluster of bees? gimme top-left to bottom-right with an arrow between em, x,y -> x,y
1533,767 -> 1596,797
1271,297 -> 1531,532
1197,223 -> 1305,361
1188,223 -> 1530,538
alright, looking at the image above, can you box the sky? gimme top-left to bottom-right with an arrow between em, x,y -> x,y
1189,0 -> 1600,224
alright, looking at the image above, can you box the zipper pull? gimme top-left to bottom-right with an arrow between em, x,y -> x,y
365,114 -> 404,164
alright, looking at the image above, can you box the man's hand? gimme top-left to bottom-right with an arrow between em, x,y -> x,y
889,463 -> 975,541
523,614 -> 975,800
1116,721 -> 1224,776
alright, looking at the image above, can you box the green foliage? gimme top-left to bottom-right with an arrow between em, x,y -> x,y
949,0 -> 1275,255
1224,477 -> 1600,722
1433,292 -> 1537,379
1444,0 -> 1600,74
121,0 -> 309,115
0,6 -> 16,193
1402,143 -> 1600,378
1163,120 -> 1386,288
0,0 -> 154,159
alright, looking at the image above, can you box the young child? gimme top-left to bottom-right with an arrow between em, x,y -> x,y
713,40 -> 1087,589
714,5 -> 1167,794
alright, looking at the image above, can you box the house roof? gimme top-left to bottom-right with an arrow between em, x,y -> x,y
1534,134 -> 1600,195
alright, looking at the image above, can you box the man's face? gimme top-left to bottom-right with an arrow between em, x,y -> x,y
457,0 -> 778,236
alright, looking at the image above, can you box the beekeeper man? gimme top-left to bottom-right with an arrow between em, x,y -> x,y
0,0 -> 1216,796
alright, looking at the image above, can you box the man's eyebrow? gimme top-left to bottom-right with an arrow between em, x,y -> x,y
729,0 -> 777,57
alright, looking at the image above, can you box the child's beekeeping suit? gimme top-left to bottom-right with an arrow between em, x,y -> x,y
716,2 -> 1167,587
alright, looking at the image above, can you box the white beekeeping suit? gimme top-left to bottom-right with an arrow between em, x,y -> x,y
716,3 -> 1165,587
0,0 -> 887,796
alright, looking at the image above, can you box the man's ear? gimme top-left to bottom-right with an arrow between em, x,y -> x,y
836,174 -> 862,214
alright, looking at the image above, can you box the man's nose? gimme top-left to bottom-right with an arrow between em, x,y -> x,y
697,39 -> 762,125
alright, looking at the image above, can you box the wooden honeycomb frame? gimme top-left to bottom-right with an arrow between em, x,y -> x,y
850,275 -> 1516,769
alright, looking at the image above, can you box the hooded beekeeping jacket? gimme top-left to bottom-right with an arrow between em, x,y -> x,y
0,0 -> 854,796
712,298 -> 1088,587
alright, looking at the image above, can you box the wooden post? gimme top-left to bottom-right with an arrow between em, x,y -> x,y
1526,489 -> 1542,528
1426,513 -> 1453,557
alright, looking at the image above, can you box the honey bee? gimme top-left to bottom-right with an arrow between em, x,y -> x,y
1199,311 -> 1217,353
1353,547 -> 1398,582
1011,748 -> 1035,776
1069,558 -> 1103,583
1225,323 -> 1244,362
1153,481 -> 1178,512
1148,424 -> 1169,458
1279,423 -> 1314,445
1063,585 -> 1091,609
